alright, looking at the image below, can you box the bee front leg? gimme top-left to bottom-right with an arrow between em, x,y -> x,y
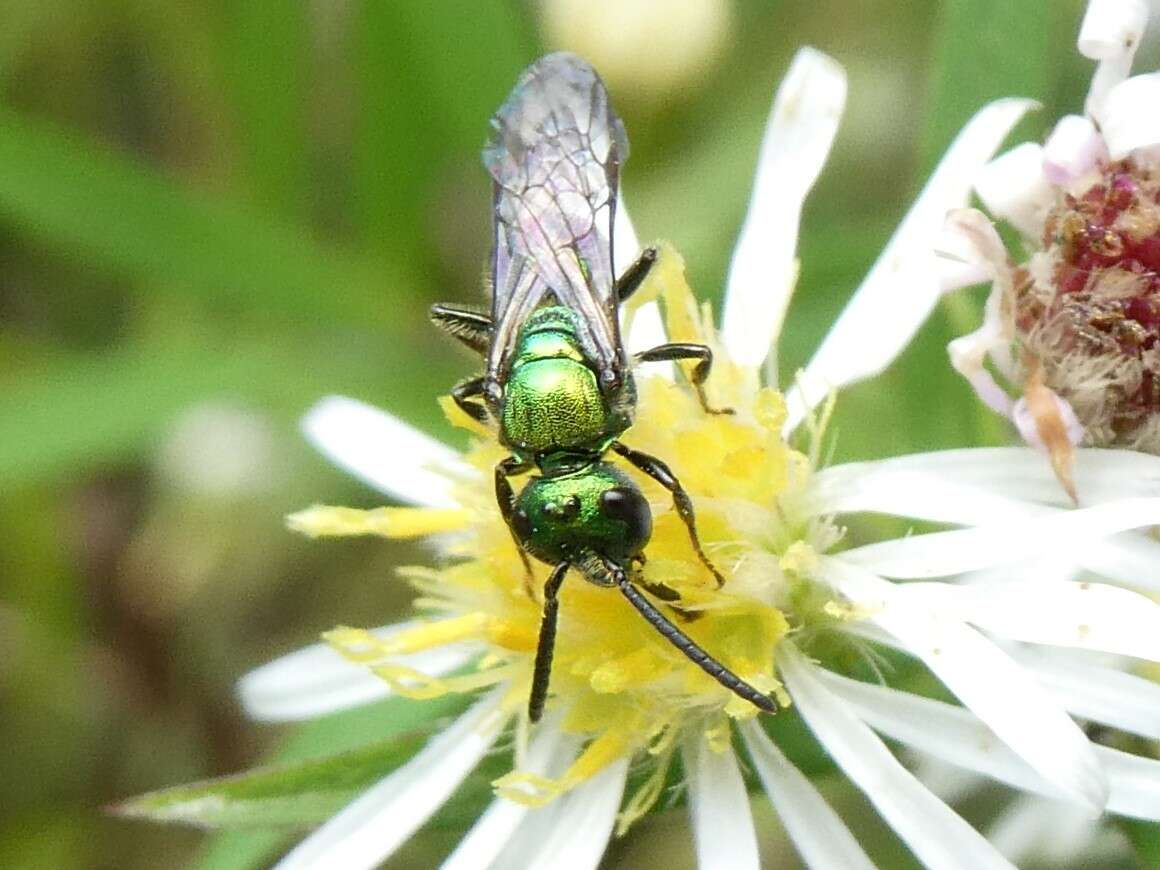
529,561 -> 570,723
634,342 -> 733,415
495,456 -> 535,597
615,245 -> 658,303
611,441 -> 727,588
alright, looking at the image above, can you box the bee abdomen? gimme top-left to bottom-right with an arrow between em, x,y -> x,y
502,358 -> 606,452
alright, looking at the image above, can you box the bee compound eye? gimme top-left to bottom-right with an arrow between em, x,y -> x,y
599,485 -> 651,546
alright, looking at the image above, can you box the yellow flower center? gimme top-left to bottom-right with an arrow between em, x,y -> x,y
293,244 -> 842,819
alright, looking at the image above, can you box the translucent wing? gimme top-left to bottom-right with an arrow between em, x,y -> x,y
483,52 -> 628,385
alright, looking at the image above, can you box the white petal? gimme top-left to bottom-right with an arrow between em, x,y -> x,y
237,622 -> 482,722
440,721 -> 577,870
1100,744 -> 1160,820
987,795 -> 1112,867
817,670 -> 1062,799
821,669 -> 1160,822
1042,114 -> 1108,185
721,47 -> 846,368
810,449 -> 1160,591
783,97 -> 1036,434
974,143 -> 1054,237
908,754 -> 989,805
625,301 -> 668,358
1101,72 -> 1160,159
813,445 -> 1160,506
1014,648 -> 1160,739
683,735 -> 760,870
808,466 -> 1033,526
614,191 -> 642,273
739,720 -> 874,870
940,208 -> 1019,416
823,560 -> 1108,810
494,758 -> 628,870
1079,0 -> 1150,122
302,395 -> 471,508
935,255 -> 990,293
902,580 -> 1160,662
779,645 -> 1016,870
839,497 -> 1160,579
276,688 -> 508,870
1082,532 -> 1160,593
617,196 -> 669,356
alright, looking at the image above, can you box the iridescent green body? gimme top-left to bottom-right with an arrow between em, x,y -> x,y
498,306 -> 647,567
501,306 -> 633,466
512,462 -> 651,571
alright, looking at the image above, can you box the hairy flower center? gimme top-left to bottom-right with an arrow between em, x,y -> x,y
1019,158 -> 1160,450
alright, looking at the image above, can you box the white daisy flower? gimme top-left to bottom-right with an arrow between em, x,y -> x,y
942,0 -> 1160,494
239,47 -> 1160,870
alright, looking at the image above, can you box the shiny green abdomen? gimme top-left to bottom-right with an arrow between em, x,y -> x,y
503,357 -> 605,452
501,312 -> 613,454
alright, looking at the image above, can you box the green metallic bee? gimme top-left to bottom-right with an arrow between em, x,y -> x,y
432,53 -> 777,722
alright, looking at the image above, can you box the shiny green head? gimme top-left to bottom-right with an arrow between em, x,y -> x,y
511,463 -> 651,569
500,306 -> 631,456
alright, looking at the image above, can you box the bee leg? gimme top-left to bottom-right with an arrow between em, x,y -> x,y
529,561 -> 570,723
615,245 -> 658,303
495,456 -> 535,597
638,577 -> 702,622
607,559 -> 776,714
610,441 -> 727,588
633,343 -> 734,415
430,303 -> 493,355
452,375 -> 490,424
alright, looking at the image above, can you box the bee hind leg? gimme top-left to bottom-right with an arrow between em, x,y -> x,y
452,375 -> 490,424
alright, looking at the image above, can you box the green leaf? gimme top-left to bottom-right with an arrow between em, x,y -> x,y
117,736 -> 423,828
0,107 -> 418,327
119,691 -> 469,830
183,692 -> 470,867
192,829 -> 290,870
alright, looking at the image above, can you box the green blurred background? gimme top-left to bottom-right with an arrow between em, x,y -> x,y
2,0 -> 1152,867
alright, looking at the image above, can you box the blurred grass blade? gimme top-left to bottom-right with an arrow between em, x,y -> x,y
1123,818 -> 1160,866
218,1 -> 308,217
0,344 -> 282,489
192,831 -> 290,870
353,0 -> 529,256
920,0 -> 1053,169
0,108 -> 414,326
0,335 -> 455,490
